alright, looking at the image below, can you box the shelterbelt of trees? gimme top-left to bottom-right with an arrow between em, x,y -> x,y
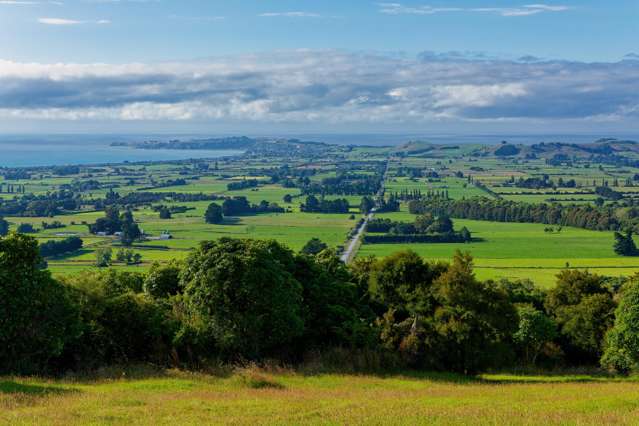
408,197 -> 639,232
3,233 -> 639,376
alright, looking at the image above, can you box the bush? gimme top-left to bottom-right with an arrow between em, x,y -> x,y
0,233 -> 79,374
59,270 -> 176,369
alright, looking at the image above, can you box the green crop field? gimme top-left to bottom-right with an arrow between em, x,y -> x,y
3,369 -> 639,425
359,211 -> 638,287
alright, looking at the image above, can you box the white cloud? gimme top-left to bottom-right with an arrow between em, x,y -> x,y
379,3 -> 570,17
0,50 -> 636,125
38,17 -> 110,25
259,12 -> 322,18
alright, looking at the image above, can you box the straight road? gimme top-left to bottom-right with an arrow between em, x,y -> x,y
340,210 -> 374,263
340,158 -> 391,263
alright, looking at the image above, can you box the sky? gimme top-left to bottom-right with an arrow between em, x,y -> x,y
0,0 -> 638,135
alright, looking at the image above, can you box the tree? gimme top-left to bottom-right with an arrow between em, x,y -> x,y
205,202 -> 224,224
283,194 -> 293,203
601,276 -> 639,373
369,250 -> 440,314
428,215 -> 454,233
614,231 -> 638,256
95,248 -> 112,267
159,206 -> 172,219
116,248 -> 142,265
0,233 -> 79,373
0,217 -> 8,236
360,196 -> 374,214
513,305 -> 557,365
89,206 -> 123,235
545,270 -> 616,362
301,238 -> 328,256
414,213 -> 434,233
431,252 -> 518,373
182,239 -> 304,358
17,223 -> 36,234
144,261 -> 182,299
293,252 -> 375,349
459,227 -> 471,242
120,210 -> 141,246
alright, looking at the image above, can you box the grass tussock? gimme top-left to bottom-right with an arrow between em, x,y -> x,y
235,366 -> 286,390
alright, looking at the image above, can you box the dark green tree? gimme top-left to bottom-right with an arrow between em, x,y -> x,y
601,276 -> 639,373
120,210 -> 141,246
0,217 -> 9,236
182,239 -> 304,358
301,238 -> 328,256
159,206 -> 172,219
0,233 -> 79,373
545,270 -> 616,363
513,305 -> 557,366
428,215 -> 454,233
204,202 -> 224,224
144,261 -> 182,299
360,196 -> 375,214
614,231 -> 638,256
431,252 -> 517,373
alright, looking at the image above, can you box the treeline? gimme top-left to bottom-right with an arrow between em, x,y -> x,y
2,234 -> 638,376
95,191 -> 220,209
302,171 -> 383,196
363,234 -> 471,244
301,195 -> 350,214
227,179 -> 260,191
40,236 -> 83,258
221,197 -> 285,216
408,197 -> 626,232
364,214 -> 471,244
0,191 -> 80,217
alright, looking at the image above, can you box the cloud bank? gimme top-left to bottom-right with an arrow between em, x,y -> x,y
0,50 -> 637,126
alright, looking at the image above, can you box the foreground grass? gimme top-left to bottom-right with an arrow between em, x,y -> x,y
3,369 -> 639,425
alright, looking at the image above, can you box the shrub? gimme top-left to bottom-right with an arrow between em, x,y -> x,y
0,233 -> 79,374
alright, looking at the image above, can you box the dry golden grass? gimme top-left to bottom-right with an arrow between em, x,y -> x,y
2,367 -> 639,425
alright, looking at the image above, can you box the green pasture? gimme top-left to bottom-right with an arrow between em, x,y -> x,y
359,213 -> 638,287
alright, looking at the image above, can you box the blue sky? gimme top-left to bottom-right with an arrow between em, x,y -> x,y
0,0 -> 638,134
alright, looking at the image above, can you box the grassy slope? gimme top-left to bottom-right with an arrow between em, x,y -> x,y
3,370 -> 639,425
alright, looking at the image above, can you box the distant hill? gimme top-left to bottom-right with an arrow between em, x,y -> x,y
113,136 -> 333,157
396,138 -> 639,166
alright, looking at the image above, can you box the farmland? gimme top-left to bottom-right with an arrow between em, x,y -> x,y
2,137 -> 639,287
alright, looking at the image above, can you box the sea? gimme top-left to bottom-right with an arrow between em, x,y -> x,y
0,133 -> 637,168
0,135 -> 243,168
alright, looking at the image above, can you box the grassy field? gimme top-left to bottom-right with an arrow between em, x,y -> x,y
3,369 -> 639,425
359,211 -> 638,288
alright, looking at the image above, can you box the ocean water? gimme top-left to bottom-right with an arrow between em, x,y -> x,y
0,135 -> 243,167
1,133 -> 637,167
